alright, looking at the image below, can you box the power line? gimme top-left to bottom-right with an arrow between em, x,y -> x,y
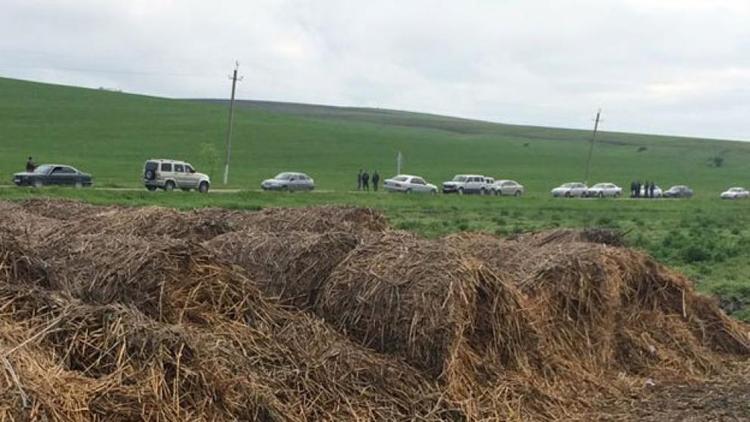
223,61 -> 243,185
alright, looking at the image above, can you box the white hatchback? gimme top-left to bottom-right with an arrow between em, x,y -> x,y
384,175 -> 438,194
721,187 -> 750,200
492,180 -> 524,196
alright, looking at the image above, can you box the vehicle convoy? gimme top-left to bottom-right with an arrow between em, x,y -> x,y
442,175 -> 490,194
720,187 -> 750,200
13,164 -> 92,188
663,185 -> 693,198
551,182 -> 588,198
261,172 -> 315,191
384,174 -> 438,194
492,180 -> 524,196
586,183 -> 622,198
143,159 -> 210,193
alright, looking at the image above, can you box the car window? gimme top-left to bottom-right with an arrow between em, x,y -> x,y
412,178 -> 425,185
185,165 -> 194,173
393,176 -> 408,182
174,164 -> 184,172
51,166 -> 75,174
34,165 -> 52,174
275,173 -> 292,180
453,176 -> 467,182
161,163 -> 173,172
145,162 -> 158,171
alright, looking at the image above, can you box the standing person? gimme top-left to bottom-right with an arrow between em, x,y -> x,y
649,182 -> 655,199
630,181 -> 636,198
372,170 -> 380,192
357,169 -> 363,191
635,180 -> 641,198
362,170 -> 370,192
25,156 -> 36,172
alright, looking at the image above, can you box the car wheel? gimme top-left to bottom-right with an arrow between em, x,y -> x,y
480,188 -> 486,195
33,180 -> 43,188
431,189 -> 437,195
514,190 -> 522,197
598,192 -> 604,198
405,188 -> 412,194
458,188 -> 464,195
564,192 -> 571,198
74,182 -> 83,189
146,186 -> 157,192
198,182 -> 209,193
164,181 -> 175,192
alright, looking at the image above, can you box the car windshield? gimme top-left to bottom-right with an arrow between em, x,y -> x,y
592,184 -> 607,188
561,183 -> 577,188
274,173 -> 294,180
33,165 -> 53,174
393,176 -> 408,182
453,176 -> 467,182
730,188 -> 744,192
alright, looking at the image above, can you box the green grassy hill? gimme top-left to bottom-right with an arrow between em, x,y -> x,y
2,76 -> 748,194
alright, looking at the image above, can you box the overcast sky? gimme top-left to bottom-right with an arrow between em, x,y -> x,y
1,0 -> 749,140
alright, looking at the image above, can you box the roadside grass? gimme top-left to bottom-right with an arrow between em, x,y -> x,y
2,187 -> 749,319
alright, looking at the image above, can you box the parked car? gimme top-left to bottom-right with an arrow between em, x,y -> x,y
639,185 -> 663,198
663,185 -> 693,198
551,182 -> 588,198
721,187 -> 750,200
442,174 -> 488,194
13,164 -> 92,188
492,180 -> 524,196
143,159 -> 210,192
384,175 -> 438,194
261,172 -> 315,191
586,183 -> 622,198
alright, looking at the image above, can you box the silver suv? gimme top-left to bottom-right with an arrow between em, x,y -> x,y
143,159 -> 211,193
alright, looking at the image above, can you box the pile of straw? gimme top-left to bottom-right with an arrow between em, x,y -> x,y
1,199 -> 749,420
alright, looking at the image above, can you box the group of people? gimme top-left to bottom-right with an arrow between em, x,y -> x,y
631,180 -> 656,198
357,169 -> 380,191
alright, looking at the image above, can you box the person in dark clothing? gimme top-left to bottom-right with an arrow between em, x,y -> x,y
357,169 -> 363,191
649,182 -> 655,198
630,181 -> 636,198
635,181 -> 641,198
25,157 -> 36,173
372,171 -> 380,192
362,170 -> 370,191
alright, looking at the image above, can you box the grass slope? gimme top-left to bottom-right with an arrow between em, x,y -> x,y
2,76 -> 749,194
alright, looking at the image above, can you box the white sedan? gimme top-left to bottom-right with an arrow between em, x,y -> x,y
383,175 -> 438,194
551,182 -> 588,198
492,180 -> 524,196
586,183 -> 622,198
721,187 -> 750,200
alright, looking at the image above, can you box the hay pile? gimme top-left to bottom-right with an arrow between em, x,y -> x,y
1,199 -> 749,421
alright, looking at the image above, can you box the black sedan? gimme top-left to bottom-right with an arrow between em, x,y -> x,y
13,164 -> 93,188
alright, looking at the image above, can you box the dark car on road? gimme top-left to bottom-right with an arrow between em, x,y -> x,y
663,185 -> 693,198
13,164 -> 93,188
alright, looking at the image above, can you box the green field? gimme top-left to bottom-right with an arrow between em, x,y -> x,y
1,76 -> 749,318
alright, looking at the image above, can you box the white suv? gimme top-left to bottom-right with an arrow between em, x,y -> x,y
143,159 -> 211,193
442,174 -> 489,194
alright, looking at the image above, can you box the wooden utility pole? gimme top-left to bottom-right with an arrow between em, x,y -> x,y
584,109 -> 602,185
223,62 -> 243,185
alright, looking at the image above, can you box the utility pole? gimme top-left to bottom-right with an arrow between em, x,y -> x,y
583,109 -> 602,185
396,151 -> 403,175
223,61 -> 243,185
